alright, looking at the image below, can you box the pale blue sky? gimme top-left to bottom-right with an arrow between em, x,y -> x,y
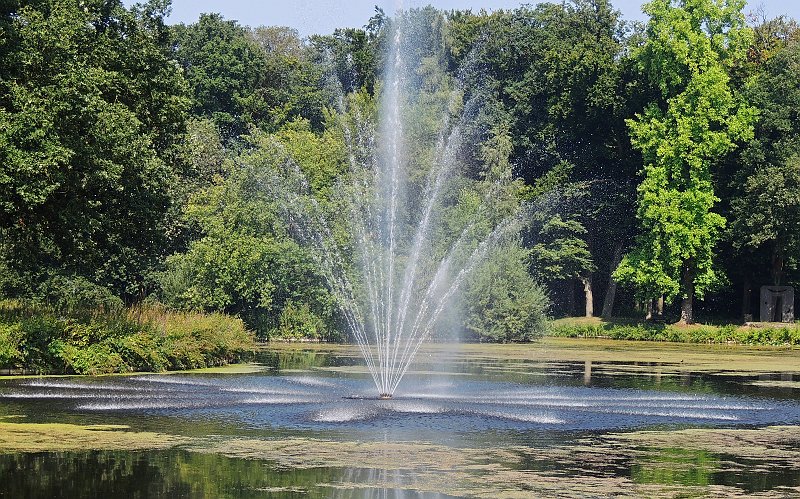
139,1 -> 800,37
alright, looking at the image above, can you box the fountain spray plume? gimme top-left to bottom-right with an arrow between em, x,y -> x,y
265,11 -> 531,398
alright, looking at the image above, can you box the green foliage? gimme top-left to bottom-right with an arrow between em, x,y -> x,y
173,15 -> 336,139
159,127 -> 342,340
728,38 -> 800,285
615,0 -> 756,306
275,118 -> 348,197
53,341 -> 128,376
730,158 -> 800,264
551,318 -> 800,345
529,214 -> 595,283
445,2 -> 639,317
250,26 -> 335,132
0,0 -> 190,299
276,301 -> 328,340
309,7 -> 385,95
172,14 -> 266,139
0,323 -> 23,367
35,276 -> 124,314
0,301 -> 254,374
463,242 -> 551,342
447,1 -> 632,184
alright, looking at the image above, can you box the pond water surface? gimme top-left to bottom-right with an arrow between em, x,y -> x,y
1,340 -> 799,498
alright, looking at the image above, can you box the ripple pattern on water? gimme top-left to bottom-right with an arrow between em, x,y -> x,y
1,374 -> 798,432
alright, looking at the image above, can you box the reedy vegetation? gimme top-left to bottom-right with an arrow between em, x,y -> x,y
0,300 -> 253,374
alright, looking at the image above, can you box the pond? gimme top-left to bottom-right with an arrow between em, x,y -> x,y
1,338 -> 799,497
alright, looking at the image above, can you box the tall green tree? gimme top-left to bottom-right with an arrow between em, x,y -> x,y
160,123 -> 346,339
446,1 -> 640,317
0,0 -> 189,299
309,19 -> 384,95
728,34 -> 800,288
172,14 -> 267,140
614,0 -> 756,324
249,26 -> 334,132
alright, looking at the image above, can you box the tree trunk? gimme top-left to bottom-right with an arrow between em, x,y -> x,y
657,295 -> 664,317
742,278 -> 752,322
582,276 -> 594,318
645,299 -> 654,320
565,280 -> 575,317
601,242 -> 624,319
679,265 -> 694,325
772,246 -> 785,286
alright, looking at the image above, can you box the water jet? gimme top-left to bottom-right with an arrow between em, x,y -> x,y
271,14 -> 523,399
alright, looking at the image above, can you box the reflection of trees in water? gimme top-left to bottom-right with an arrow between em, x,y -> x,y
1,431 -> 797,497
0,447 -> 454,498
325,429 -> 456,499
630,447 -> 717,487
0,449 -> 339,498
256,347 -> 366,371
330,464 -> 454,499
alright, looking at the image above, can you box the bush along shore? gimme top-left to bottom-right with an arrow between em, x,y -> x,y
0,301 -> 255,375
551,317 -> 800,346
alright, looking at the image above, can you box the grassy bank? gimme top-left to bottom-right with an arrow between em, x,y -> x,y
551,317 -> 800,346
0,301 -> 255,375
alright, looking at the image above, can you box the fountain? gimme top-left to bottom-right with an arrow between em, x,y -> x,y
266,12 -> 524,399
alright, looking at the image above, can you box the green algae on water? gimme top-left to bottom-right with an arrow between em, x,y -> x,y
0,422 -> 190,453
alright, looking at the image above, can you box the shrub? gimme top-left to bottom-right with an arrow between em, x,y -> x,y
115,332 -> 169,372
273,301 -> 326,340
0,300 -> 255,374
55,342 -> 129,375
551,318 -> 800,346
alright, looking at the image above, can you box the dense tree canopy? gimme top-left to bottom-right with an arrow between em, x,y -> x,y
2,0 -> 799,341
0,0 -> 189,299
728,34 -> 800,287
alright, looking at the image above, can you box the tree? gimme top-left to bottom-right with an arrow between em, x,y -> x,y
172,14 -> 267,140
614,0 -> 756,324
528,210 -> 595,316
446,2 -> 641,318
728,37 -> 800,287
746,12 -> 799,67
463,240 -> 550,342
309,27 -> 381,95
160,126 -> 345,339
0,0 -> 189,300
250,26 -> 333,132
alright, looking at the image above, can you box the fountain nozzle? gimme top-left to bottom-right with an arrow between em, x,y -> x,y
378,393 -> 392,400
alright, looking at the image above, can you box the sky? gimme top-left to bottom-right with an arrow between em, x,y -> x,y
141,1 -> 800,37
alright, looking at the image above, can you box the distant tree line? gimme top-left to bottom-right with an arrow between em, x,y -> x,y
1,0 -> 799,341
